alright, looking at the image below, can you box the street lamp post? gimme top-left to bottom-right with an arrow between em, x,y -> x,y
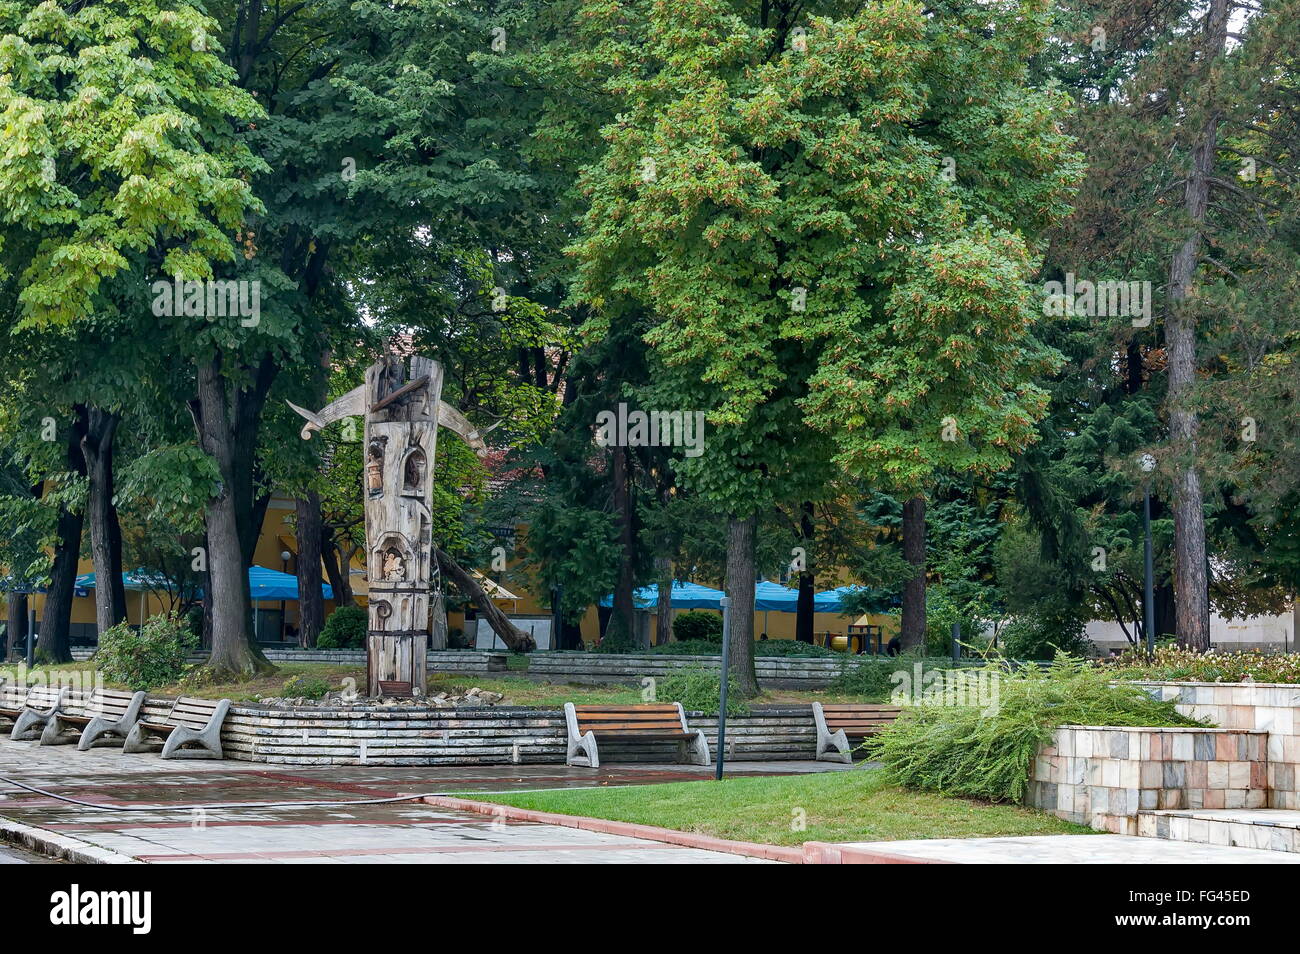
716,595 -> 731,781
1140,454 -> 1157,656
281,549 -> 292,644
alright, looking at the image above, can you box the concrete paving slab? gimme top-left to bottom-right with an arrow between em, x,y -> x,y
0,738 -> 799,864
830,833 -> 1300,863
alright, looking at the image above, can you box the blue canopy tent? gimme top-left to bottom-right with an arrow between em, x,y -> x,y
753,581 -> 800,611
813,584 -> 869,612
247,565 -> 333,602
598,580 -> 724,610
752,580 -> 801,638
78,566 -> 332,633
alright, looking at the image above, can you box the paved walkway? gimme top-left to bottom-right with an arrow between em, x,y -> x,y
832,834 -> 1300,864
0,740 -> 838,863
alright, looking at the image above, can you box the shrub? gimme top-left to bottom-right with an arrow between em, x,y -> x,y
672,611 -> 722,643
649,638 -> 836,657
654,666 -> 749,716
999,612 -> 1091,660
282,674 -> 331,700
97,613 -> 194,690
829,655 -> 966,700
1103,646 -> 1300,684
318,605 -> 367,649
755,639 -> 835,658
648,639 -> 719,655
871,655 -> 1206,802
592,619 -> 638,654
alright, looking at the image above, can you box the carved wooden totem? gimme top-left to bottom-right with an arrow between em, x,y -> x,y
289,354 -> 486,697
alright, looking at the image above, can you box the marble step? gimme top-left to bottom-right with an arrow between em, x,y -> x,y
1138,809 -> 1300,852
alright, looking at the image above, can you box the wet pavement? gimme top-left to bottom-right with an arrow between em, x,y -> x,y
0,739 -> 841,864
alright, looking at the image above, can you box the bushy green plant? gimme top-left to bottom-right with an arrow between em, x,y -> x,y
871,655 -> 1206,802
282,674 -> 331,699
649,638 -> 719,655
592,619 -> 638,653
754,639 -> 836,658
1103,646 -> 1300,684
829,656 -> 965,700
96,613 -> 195,690
671,611 -> 722,643
649,637 -> 836,657
998,611 -> 1091,660
655,666 -> 749,715
317,605 -> 367,649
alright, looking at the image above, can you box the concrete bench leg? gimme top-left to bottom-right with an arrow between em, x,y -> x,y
563,702 -> 599,768
78,717 -> 125,750
815,728 -> 852,763
121,722 -> 154,754
11,709 -> 52,741
77,692 -> 143,751
159,702 -> 229,759
160,725 -> 223,759
687,729 -> 710,766
39,715 -> 78,746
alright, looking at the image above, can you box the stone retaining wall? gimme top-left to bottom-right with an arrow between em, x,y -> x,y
1031,681 -> 1300,831
70,647 -> 507,674
1138,681 -> 1300,809
526,652 -> 850,688
524,651 -> 991,689
219,703 -> 819,766
1028,726 -> 1268,834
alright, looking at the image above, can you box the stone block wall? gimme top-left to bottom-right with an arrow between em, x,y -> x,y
1139,682 -> 1300,810
1028,726 -> 1268,834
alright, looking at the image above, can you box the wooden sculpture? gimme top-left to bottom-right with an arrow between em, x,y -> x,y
288,354 -> 488,697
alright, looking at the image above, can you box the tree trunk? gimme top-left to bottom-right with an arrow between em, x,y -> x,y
294,492 -> 325,648
322,541 -> 355,606
795,500 -> 815,644
654,556 -> 672,646
436,546 -> 535,651
78,406 -> 128,634
725,514 -> 759,697
37,429 -> 87,663
1164,0 -> 1227,651
5,594 -> 28,662
193,358 -> 271,676
901,495 -> 927,652
1155,580 -> 1176,644
610,446 -> 639,646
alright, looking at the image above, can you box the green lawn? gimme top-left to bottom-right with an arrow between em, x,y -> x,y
14,659 -> 912,708
475,766 -> 1092,846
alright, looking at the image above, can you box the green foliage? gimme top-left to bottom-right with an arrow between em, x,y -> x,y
650,638 -> 834,658
317,605 -> 367,650
671,612 -> 722,643
872,656 -> 1205,802
830,656 -> 969,701
0,0 -> 266,327
96,613 -> 194,690
1103,647 -> 1300,685
655,666 -> 748,716
281,674 -> 331,700
999,611 -> 1092,661
754,640 -> 835,658
590,624 -> 638,654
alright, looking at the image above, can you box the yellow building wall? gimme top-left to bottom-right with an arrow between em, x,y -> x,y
8,502 -> 894,649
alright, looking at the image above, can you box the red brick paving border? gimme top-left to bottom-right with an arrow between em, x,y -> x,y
426,795 -> 806,862
425,795 -> 956,864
